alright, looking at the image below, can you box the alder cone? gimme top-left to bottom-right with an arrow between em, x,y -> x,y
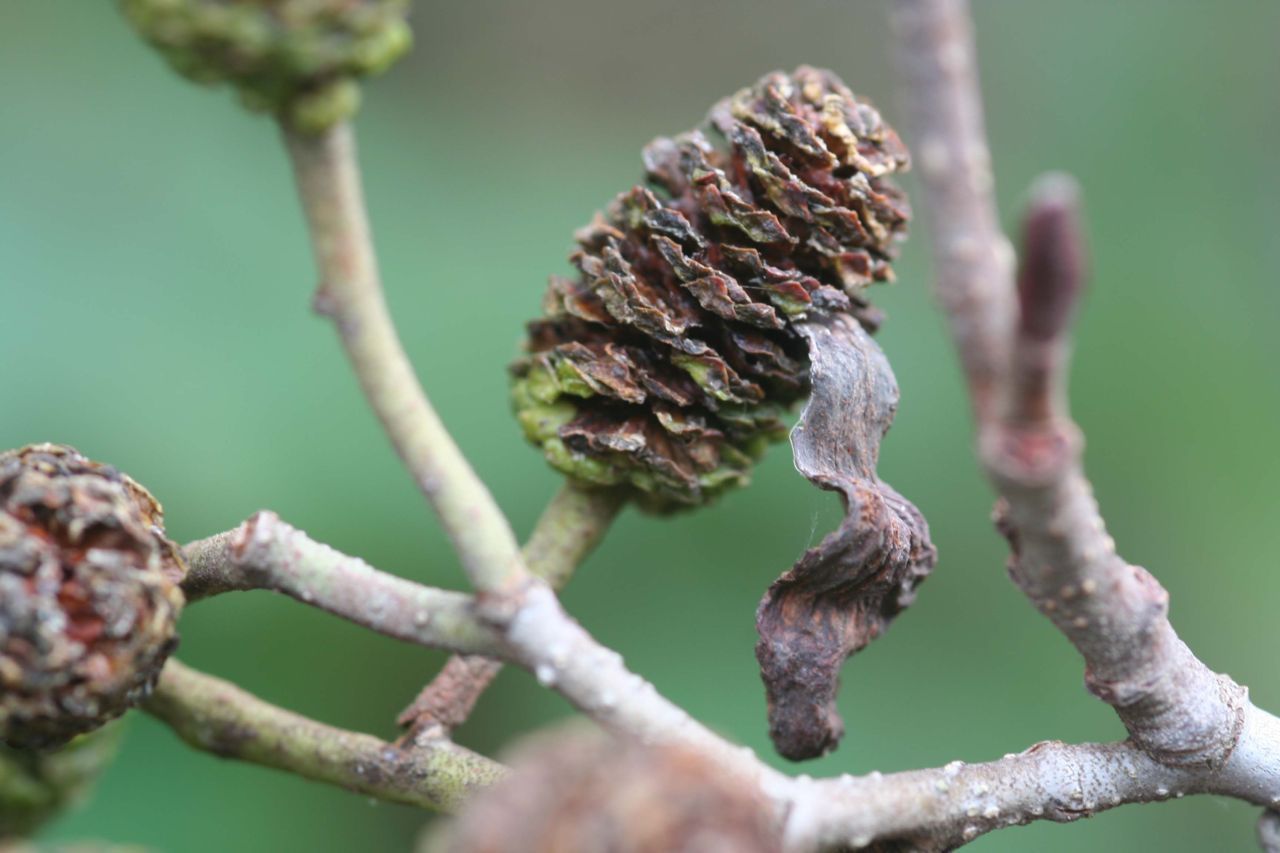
443,727 -> 780,853
121,0 -> 412,131
0,445 -> 185,749
513,66 -> 910,509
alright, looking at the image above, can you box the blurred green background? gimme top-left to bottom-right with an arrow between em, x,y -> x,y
2,1 -> 1278,850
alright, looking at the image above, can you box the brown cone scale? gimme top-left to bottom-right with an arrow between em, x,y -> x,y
0,445 -> 185,749
513,66 -> 910,510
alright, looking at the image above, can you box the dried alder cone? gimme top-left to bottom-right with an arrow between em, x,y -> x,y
513,66 -> 932,761
120,0 -> 411,132
512,66 -> 911,510
0,445 -> 185,749
442,726 -> 780,853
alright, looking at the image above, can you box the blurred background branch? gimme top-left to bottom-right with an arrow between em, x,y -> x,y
282,121 -> 528,597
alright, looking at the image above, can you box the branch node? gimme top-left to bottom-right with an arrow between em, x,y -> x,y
311,284 -> 337,317
979,421 -> 1081,487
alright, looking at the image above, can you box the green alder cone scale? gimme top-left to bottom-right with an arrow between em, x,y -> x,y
120,0 -> 412,132
512,67 -> 911,510
0,445 -> 185,750
0,726 -> 122,838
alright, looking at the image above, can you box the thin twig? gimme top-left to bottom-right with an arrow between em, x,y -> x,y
490,583 -> 792,797
182,517 -> 780,791
176,521 -> 791,814
398,484 -> 624,743
985,177 -> 1244,768
790,709 -> 1280,850
888,0 -> 1275,845
890,0 -> 1015,420
171,514 -> 1280,847
145,660 -> 505,811
280,121 -> 527,595
181,512 -> 501,656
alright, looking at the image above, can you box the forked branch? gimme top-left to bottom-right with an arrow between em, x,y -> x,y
398,483 -> 624,744
888,0 -> 1279,842
162,514 -> 1280,849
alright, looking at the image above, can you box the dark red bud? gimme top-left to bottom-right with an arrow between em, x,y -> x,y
1016,173 -> 1086,342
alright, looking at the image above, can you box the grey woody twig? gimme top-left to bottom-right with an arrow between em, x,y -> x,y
398,483 -> 625,743
182,513 -> 780,787
145,660 -> 505,811
181,512 -> 501,657
986,177 -> 1245,770
170,510 -> 1280,848
177,517 -> 790,812
791,711 -> 1280,851
890,0 -> 1014,420
281,121 -> 528,596
888,0 -> 1280,845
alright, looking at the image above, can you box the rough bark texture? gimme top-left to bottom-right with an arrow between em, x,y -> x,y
755,315 -> 935,760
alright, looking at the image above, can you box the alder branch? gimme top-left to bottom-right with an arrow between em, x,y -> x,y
182,489 -> 624,742
281,121 -> 527,596
398,483 -> 624,743
890,0 -> 1014,419
887,0 -> 1280,844
183,517 -> 783,791
986,177 -> 1245,769
181,512 -> 501,657
790,708 -> 1280,850
178,512 -> 755,779
452,585 -> 1221,850
169,512 -> 1280,847
144,660 -> 505,811
173,518 -> 791,811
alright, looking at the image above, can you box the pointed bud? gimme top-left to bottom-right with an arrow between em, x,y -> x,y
1016,173 -> 1086,342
